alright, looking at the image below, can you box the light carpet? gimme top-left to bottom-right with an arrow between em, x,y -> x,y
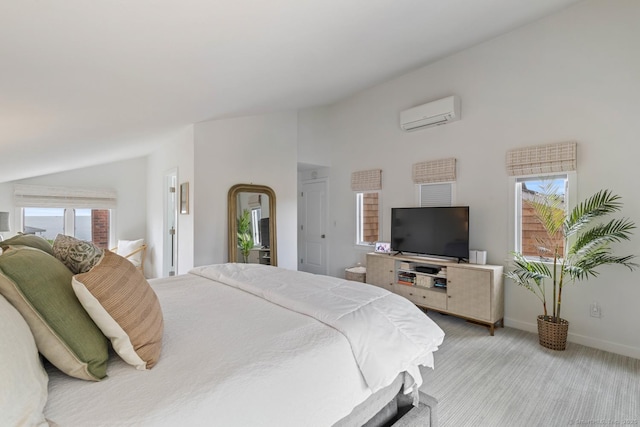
419,312 -> 640,427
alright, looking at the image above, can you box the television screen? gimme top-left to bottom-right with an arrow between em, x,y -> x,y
390,206 -> 469,260
260,217 -> 270,248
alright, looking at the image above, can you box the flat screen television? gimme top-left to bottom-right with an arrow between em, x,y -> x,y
260,217 -> 270,248
390,206 -> 469,261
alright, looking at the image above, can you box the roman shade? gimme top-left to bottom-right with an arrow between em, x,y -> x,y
248,194 -> 261,208
412,158 -> 456,184
351,169 -> 382,191
506,141 -> 577,176
14,184 -> 117,209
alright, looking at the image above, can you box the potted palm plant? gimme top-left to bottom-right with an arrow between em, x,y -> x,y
237,209 -> 254,263
506,186 -> 636,350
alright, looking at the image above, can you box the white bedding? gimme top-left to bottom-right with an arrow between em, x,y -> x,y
191,263 -> 446,394
44,266 -> 444,426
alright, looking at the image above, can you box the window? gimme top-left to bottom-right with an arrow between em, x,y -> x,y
356,191 -> 380,245
14,184 -> 117,249
22,208 -> 112,249
23,208 -> 64,242
251,208 -> 261,247
419,182 -> 455,207
514,174 -> 573,259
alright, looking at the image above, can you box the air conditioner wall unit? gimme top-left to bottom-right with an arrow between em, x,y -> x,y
400,95 -> 461,132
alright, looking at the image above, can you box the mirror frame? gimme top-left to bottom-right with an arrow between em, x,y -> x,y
227,183 -> 277,266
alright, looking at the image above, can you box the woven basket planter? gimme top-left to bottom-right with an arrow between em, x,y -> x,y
537,315 -> 569,351
345,267 -> 366,283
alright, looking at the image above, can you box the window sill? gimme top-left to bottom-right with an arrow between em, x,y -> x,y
513,255 -> 565,265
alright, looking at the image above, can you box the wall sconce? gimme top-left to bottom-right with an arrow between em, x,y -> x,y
0,212 -> 10,241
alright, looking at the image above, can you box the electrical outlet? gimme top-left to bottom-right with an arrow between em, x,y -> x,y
590,302 -> 601,318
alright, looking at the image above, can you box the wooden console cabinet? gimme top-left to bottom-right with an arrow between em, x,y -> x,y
365,252 -> 504,335
249,248 -> 271,265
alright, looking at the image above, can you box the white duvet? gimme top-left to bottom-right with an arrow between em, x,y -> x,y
44,265 -> 444,427
191,263 -> 445,395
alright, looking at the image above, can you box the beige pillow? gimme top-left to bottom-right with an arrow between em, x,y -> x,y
0,293 -> 49,427
72,251 -> 163,370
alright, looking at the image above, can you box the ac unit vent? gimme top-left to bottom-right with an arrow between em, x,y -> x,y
400,95 -> 461,132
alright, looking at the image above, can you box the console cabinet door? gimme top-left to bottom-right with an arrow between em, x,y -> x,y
365,254 -> 395,292
447,267 -> 492,321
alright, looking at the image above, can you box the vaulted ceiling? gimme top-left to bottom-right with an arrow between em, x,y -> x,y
0,0 -> 581,182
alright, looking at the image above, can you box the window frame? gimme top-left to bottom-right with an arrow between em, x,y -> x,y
355,190 -> 381,247
509,171 -> 576,261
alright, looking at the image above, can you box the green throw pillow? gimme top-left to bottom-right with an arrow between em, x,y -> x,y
0,246 -> 108,381
0,234 -> 54,256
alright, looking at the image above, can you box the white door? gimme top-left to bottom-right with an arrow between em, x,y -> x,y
164,170 -> 178,277
299,180 -> 327,275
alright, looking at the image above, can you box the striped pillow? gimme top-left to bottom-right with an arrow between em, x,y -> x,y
72,251 -> 164,370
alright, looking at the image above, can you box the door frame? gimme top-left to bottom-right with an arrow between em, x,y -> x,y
163,168 -> 178,277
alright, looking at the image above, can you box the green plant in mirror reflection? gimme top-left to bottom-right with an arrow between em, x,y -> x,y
237,209 -> 254,263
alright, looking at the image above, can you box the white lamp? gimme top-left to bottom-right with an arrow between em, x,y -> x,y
0,212 -> 10,241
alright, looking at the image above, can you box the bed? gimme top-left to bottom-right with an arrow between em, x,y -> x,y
1,239 -> 444,427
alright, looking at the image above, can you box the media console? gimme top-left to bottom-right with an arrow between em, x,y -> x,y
365,252 -> 504,335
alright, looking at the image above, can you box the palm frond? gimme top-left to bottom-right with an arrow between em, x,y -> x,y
530,182 -> 565,238
564,190 -> 623,237
569,218 -> 636,256
566,249 -> 637,281
506,254 -> 549,291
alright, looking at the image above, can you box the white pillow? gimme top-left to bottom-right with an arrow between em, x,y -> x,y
0,293 -> 49,427
116,239 -> 144,267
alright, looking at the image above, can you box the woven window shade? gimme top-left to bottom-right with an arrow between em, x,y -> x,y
14,184 -> 117,209
351,169 -> 382,191
506,141 -> 577,176
248,194 -> 261,208
412,158 -> 456,184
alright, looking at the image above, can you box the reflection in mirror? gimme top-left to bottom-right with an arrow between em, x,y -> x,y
228,184 -> 277,266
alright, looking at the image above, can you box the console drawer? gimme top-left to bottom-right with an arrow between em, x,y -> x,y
401,286 -> 447,310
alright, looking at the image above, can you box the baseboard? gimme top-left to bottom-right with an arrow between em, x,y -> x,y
504,317 -> 640,360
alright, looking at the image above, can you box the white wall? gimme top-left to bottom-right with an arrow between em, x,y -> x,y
193,112 -> 298,270
0,183 -> 14,240
298,106 -> 333,168
299,0 -> 640,358
3,156 -> 147,252
146,126 -> 195,278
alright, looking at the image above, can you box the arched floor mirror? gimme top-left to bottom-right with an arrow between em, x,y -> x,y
227,184 -> 277,266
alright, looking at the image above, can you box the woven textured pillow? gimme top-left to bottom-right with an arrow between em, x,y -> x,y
0,234 -> 54,256
53,234 -> 104,274
0,293 -> 49,427
0,246 -> 108,381
73,251 -> 164,370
